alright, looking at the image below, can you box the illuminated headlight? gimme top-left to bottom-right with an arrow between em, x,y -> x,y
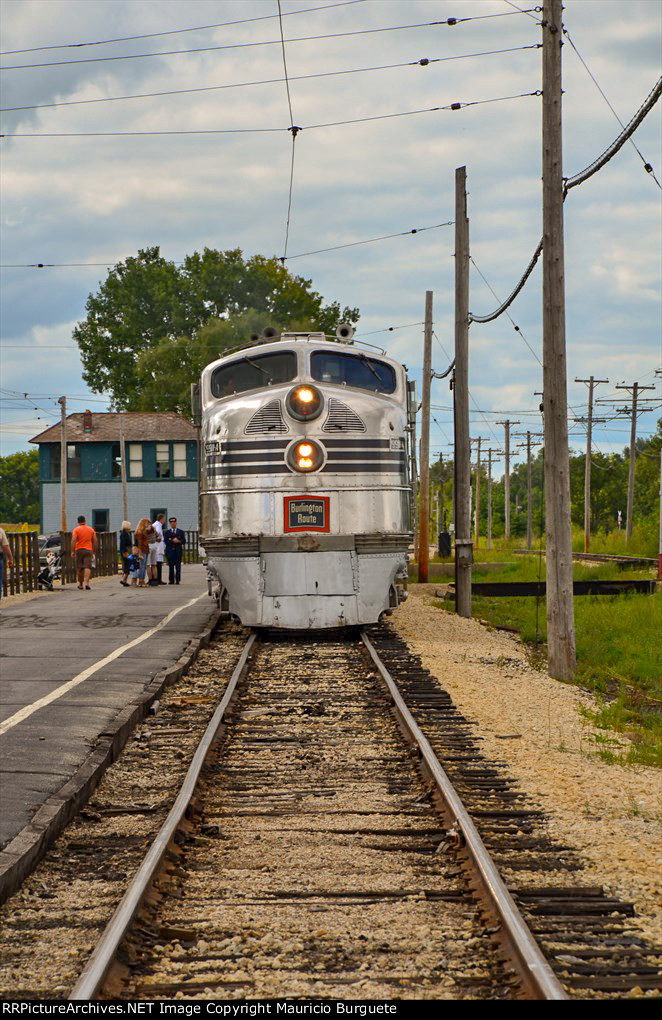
286,439 -> 324,473
286,384 -> 323,422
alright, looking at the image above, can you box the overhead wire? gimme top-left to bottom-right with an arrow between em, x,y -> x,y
277,0 -> 297,262
0,10 -> 538,70
0,46 -> 541,113
0,221 -> 453,269
562,27 -> 661,189
469,76 -> 662,324
2,91 -> 540,138
0,1 -> 367,55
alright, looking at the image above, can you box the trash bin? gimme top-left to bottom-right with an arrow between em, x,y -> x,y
438,531 -> 451,558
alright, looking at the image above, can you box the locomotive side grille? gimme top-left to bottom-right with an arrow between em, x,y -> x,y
322,398 -> 366,433
245,399 -> 289,435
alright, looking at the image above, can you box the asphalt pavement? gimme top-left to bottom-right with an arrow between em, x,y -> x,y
0,564 -> 218,855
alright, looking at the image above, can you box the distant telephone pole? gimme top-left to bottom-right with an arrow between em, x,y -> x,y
615,381 -> 655,543
418,291 -> 433,582
542,0 -> 575,679
454,167 -> 472,617
496,419 -> 519,540
516,432 -> 543,551
486,448 -> 503,550
119,413 -> 128,523
58,396 -> 67,533
574,376 -> 608,552
472,436 -> 482,548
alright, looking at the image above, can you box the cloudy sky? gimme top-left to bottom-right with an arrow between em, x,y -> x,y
1,0 -> 660,468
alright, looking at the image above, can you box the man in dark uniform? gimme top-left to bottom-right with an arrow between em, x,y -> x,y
164,517 -> 186,584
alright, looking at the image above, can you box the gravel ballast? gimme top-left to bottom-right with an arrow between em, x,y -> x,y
391,586 -> 661,948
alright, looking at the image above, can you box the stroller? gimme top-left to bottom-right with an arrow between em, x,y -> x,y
37,550 -> 61,591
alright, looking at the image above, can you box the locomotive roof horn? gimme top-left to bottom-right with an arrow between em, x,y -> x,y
336,322 -> 355,342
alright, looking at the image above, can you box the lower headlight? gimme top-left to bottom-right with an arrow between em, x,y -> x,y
286,439 -> 324,473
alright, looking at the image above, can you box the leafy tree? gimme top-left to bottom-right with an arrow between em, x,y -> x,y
73,246 -> 359,410
0,450 -> 40,523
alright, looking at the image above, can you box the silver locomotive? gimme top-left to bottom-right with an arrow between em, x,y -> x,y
200,327 -> 414,628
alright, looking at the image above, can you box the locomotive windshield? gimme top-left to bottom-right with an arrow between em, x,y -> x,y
310,351 -> 396,394
211,351 -> 297,397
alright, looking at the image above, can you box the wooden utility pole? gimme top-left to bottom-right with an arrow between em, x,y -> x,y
58,396 -> 67,533
454,166 -> 472,617
473,437 -> 482,548
616,381 -> 655,543
542,0 -> 575,679
575,376 -> 608,551
119,413 -> 128,523
486,448 -> 503,550
517,432 -> 542,551
496,419 -> 519,540
418,291 -> 433,582
439,452 -> 445,526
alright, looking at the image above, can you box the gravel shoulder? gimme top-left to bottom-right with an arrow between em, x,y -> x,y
391,586 -> 661,947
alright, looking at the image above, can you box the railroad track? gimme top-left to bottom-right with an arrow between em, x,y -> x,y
0,623 -> 659,1000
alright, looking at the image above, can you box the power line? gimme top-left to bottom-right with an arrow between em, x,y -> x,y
281,222 -> 452,262
563,26 -> 661,189
0,46 -> 541,113
278,1 -> 297,263
0,1 -> 367,55
2,91 -> 539,138
0,221 -> 453,269
469,76 -> 662,324
0,11 -> 537,70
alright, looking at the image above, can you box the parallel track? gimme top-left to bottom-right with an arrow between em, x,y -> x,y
70,628 -> 569,1000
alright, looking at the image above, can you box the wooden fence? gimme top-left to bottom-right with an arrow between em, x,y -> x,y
1,529 -> 205,597
1,531 -> 40,597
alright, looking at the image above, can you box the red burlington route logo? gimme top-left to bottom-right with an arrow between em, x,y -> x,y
284,496 -> 330,533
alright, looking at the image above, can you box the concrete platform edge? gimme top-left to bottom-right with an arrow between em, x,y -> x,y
0,605 -> 221,906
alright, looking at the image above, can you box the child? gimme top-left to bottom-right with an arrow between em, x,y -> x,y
127,546 -> 142,587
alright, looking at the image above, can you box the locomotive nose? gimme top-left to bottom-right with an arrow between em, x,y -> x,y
286,384 -> 324,422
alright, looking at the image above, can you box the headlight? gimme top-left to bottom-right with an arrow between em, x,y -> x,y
286,384 -> 323,422
286,439 -> 324,473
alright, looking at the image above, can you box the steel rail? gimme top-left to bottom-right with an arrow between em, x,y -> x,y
68,632 -> 256,1001
360,629 -> 568,1001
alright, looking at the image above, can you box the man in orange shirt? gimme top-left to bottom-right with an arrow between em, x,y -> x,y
71,515 -> 97,590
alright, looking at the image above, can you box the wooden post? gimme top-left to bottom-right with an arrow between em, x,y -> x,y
119,413 -> 128,523
454,167 -> 472,617
575,376 -> 608,552
58,396 -> 67,533
542,0 -> 576,679
473,436 -> 481,548
497,420 -> 519,540
615,382 -> 654,544
418,291 -> 433,582
487,448 -> 494,550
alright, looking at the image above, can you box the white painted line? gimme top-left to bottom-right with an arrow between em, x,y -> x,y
0,594 -> 208,736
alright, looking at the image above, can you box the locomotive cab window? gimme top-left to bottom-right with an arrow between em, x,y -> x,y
310,351 -> 396,394
211,351 -> 297,398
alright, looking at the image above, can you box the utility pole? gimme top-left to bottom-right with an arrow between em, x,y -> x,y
575,376 -> 608,551
486,448 -> 503,550
615,381 -> 655,543
542,0 -> 575,679
454,166 -> 472,617
496,419 -> 519,540
418,291 -> 433,582
439,452 -> 445,526
516,433 -> 543,551
472,436 -> 482,548
119,413 -> 128,523
58,396 -> 67,533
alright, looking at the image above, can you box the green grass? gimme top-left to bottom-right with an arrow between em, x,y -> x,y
433,590 -> 662,767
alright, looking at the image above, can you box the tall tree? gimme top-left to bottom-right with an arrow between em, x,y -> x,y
73,246 -> 359,410
0,450 -> 40,523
